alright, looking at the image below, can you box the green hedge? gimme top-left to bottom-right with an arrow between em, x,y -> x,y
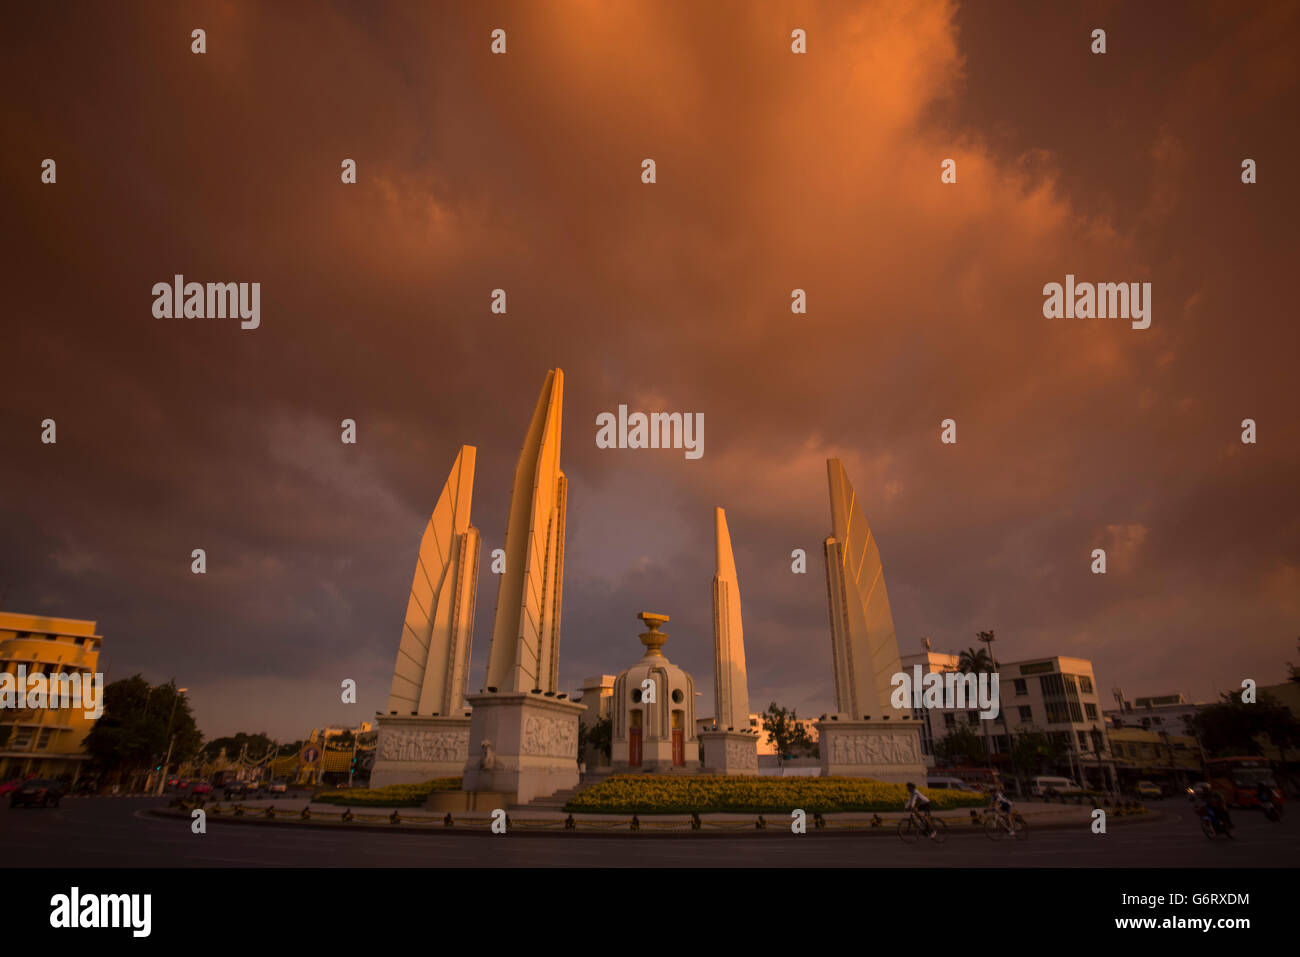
315,778 -> 461,807
565,775 -> 988,814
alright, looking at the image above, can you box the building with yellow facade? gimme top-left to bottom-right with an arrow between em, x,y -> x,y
0,611 -> 102,782
1106,723 -> 1202,787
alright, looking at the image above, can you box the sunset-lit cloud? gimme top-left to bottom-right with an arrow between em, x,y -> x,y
2,1 -> 1296,737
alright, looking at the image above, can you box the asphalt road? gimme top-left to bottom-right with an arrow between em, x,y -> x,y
3,797 -> 1296,867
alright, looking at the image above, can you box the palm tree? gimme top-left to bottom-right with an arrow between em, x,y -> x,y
957,647 -> 993,674
957,644 -> 995,770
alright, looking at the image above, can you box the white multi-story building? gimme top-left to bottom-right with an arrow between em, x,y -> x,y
1103,692 -> 1204,736
899,649 -> 1118,791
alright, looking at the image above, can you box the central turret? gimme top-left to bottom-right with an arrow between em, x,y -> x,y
610,613 -> 699,772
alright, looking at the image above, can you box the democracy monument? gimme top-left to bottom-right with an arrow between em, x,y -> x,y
372,367 -> 922,805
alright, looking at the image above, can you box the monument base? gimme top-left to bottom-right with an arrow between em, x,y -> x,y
460,692 -> 586,805
699,730 -> 758,775
425,789 -> 512,813
816,718 -> 926,783
369,715 -> 470,789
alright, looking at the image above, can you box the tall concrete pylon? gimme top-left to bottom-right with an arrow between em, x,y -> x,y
823,458 -> 904,719
385,445 -> 481,717
485,368 -> 567,694
712,507 -> 750,732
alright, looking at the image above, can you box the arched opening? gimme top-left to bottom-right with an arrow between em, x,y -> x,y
629,709 -> 643,768
671,709 -> 685,766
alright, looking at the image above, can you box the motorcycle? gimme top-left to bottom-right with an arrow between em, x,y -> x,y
1197,805 -> 1234,839
1260,790 -> 1283,823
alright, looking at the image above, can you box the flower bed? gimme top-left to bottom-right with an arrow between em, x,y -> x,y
564,775 -> 987,814
314,778 -> 461,807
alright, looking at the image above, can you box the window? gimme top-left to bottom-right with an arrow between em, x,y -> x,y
1040,673 -> 1084,724
943,713 -> 955,729
1078,676 -> 1094,693
1085,703 -> 1098,720
1018,705 -> 1033,721
1013,679 -> 1027,695
1077,730 -> 1089,749
967,710 -> 981,725
37,728 -> 54,749
9,727 -> 35,749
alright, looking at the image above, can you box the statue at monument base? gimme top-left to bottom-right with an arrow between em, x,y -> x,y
699,729 -> 759,776
815,717 -> 926,783
369,714 -> 471,788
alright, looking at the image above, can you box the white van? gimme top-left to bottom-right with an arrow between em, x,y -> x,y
927,776 -> 975,791
1031,776 -> 1082,797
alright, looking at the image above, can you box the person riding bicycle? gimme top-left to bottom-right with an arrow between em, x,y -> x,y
987,786 -> 1017,837
904,782 -> 936,838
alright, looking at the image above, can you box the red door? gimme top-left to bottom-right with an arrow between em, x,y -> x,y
629,729 -> 642,767
672,729 -> 684,766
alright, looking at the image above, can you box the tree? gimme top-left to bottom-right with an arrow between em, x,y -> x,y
1010,727 -> 1065,788
959,639 -> 997,767
83,676 -> 201,784
583,717 -> 612,764
760,702 -> 816,764
1189,690 -> 1300,757
934,724 -> 984,766
1287,637 -> 1300,683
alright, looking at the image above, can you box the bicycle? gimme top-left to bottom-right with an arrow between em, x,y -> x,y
898,809 -> 948,844
983,808 -> 1029,841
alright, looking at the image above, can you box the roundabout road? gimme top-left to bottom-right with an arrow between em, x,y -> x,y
3,797 -> 1295,867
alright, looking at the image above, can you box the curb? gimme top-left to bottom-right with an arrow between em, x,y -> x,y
149,806 -> 1164,839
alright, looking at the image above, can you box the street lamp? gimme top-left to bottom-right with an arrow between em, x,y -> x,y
154,686 -> 189,796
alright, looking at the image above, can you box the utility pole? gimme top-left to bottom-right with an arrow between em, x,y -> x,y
154,686 -> 188,796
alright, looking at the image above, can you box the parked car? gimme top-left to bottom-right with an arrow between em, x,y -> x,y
1031,776 -> 1083,797
10,778 -> 67,808
222,782 -> 249,799
190,782 -> 213,796
1135,781 -> 1162,800
0,780 -> 21,797
267,780 -> 288,794
927,776 -> 976,791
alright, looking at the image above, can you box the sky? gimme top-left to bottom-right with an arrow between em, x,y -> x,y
2,1 -> 1297,740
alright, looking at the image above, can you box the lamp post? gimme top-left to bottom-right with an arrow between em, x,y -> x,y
154,686 -> 189,796
1090,724 -> 1106,793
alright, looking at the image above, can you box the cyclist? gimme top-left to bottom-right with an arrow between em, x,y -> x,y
904,782 -> 937,838
987,786 -> 1018,838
